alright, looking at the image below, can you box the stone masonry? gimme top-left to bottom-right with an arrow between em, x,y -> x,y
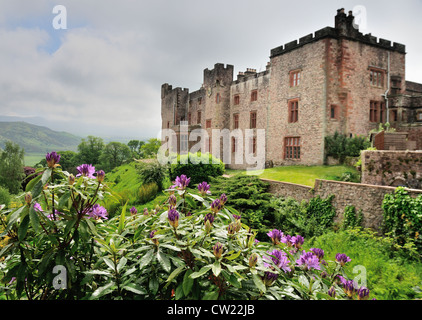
161,8 -> 422,169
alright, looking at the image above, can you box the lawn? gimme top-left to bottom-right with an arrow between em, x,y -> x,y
225,165 -> 358,186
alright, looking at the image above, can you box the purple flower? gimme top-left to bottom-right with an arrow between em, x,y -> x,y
213,242 -> 224,259
210,198 -> 222,214
267,229 -> 283,245
292,235 -> 304,249
249,253 -> 258,268
281,234 -> 293,246
335,253 -> 351,267
263,271 -> 278,286
198,182 -> 211,196
96,170 -> 105,183
219,193 -> 227,205
143,208 -> 149,215
343,280 -> 358,298
336,275 -> 347,286
149,230 -> 159,245
328,286 -> 336,298
233,214 -> 241,221
204,213 -> 215,225
168,208 -> 179,228
310,248 -> 325,261
46,151 -> 60,168
264,249 -> 291,273
130,206 -> 138,216
34,202 -> 43,212
168,194 -> 177,208
227,222 -> 237,235
76,164 -> 96,178
172,175 -> 191,190
47,209 -> 63,221
296,251 -> 321,271
87,204 -> 108,220
357,286 -> 370,300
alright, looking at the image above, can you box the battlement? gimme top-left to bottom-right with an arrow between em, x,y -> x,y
161,83 -> 189,99
270,8 -> 406,58
203,63 -> 234,87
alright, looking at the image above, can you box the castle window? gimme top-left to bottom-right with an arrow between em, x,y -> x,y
231,137 -> 237,153
198,97 -> 202,105
234,95 -> 240,105
330,105 -> 338,120
216,93 -> 221,104
390,109 -> 398,122
288,99 -> 299,123
250,111 -> 257,129
251,137 -> 257,155
370,68 -> 384,87
206,119 -> 212,129
233,114 -> 239,129
180,134 -> 188,153
370,101 -> 385,123
205,137 -> 212,153
197,111 -> 201,124
290,70 -> 301,87
188,112 -> 191,124
401,110 -> 407,122
251,90 -> 258,102
167,121 -> 170,129
284,137 -> 301,160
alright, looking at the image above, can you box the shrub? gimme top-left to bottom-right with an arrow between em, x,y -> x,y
136,161 -> 168,190
382,187 -> 422,254
342,205 -> 363,230
325,132 -> 370,164
0,154 -> 369,301
0,186 -> 11,208
169,153 -> 225,185
138,182 -> 159,204
209,175 -> 275,240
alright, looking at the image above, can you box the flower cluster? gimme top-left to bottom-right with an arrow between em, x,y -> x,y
296,251 -> 321,271
168,208 -> 180,228
87,204 -> 108,220
46,152 -> 61,168
198,182 -> 211,196
76,164 -> 96,179
172,174 -> 190,190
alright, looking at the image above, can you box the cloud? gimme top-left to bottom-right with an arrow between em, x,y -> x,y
0,0 -> 421,140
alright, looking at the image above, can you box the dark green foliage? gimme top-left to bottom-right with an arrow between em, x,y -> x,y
271,195 -> 336,238
169,153 -> 225,185
342,205 -> 363,230
209,175 -> 275,239
136,161 -> 168,190
0,186 -> 11,208
0,141 -> 25,194
382,187 -> 422,254
99,141 -> 132,172
137,182 -> 159,204
77,135 -> 105,166
325,132 -> 370,164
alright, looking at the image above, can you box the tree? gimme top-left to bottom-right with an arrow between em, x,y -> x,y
77,136 -> 105,166
99,142 -> 132,171
128,139 -> 145,158
139,138 -> 161,159
0,141 -> 25,194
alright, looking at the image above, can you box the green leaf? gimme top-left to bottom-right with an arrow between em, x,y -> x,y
6,206 -> 25,229
25,174 -> 42,192
190,265 -> 212,279
157,250 -> 171,273
84,270 -> 112,277
227,274 -> 242,288
160,243 -> 181,252
123,283 -> 147,295
58,191 -> 71,210
31,180 -> 43,198
117,257 -> 127,272
211,260 -> 221,277
183,269 -> 194,296
252,273 -> 266,293
63,218 -> 77,238
41,168 -> 52,185
90,281 -> 115,299
166,266 -> 185,284
29,205 -> 41,233
202,289 -> 219,300
138,249 -> 154,270
103,257 -> 115,271
18,214 -> 30,241
118,201 -> 128,234
149,276 -> 159,294
225,250 -> 241,261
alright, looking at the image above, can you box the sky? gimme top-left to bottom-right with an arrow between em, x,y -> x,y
0,0 -> 421,141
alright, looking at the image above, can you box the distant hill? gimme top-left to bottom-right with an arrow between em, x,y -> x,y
0,121 -> 82,154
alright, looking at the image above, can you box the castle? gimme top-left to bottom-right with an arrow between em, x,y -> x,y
161,8 -> 422,169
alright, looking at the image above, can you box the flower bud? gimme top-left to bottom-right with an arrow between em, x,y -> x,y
213,242 -> 223,259
130,206 -> 138,216
205,219 -> 212,234
46,151 -> 60,168
168,208 -> 179,228
168,194 -> 177,208
68,174 -> 75,185
249,253 -> 258,268
96,170 -> 105,183
24,192 -> 32,205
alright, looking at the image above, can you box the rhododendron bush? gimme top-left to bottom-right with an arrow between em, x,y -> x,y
0,152 -> 372,300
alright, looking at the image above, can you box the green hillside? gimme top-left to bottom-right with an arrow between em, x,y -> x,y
0,121 -> 82,154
